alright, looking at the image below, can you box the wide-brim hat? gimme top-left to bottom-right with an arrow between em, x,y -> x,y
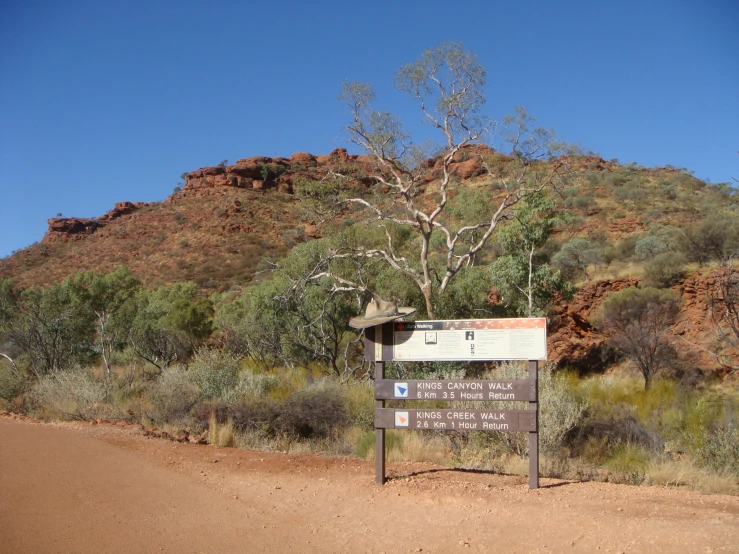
348,298 -> 416,329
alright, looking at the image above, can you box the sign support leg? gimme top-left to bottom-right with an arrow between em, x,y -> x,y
528,360 -> 539,489
375,360 -> 385,485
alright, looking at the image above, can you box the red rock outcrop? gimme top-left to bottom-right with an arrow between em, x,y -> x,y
43,202 -> 147,243
44,218 -> 102,242
548,278 -> 639,372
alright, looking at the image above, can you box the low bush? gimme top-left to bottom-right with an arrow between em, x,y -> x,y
197,400 -> 280,437
346,381 -> 374,430
695,424 -> 739,475
454,362 -> 585,456
280,380 -> 349,439
0,359 -> 24,402
634,236 -> 668,261
198,379 -> 349,441
28,370 -> 107,420
567,403 -> 661,458
603,443 -> 651,484
146,366 -> 199,425
221,370 -> 280,404
642,252 -> 686,288
188,348 -> 240,401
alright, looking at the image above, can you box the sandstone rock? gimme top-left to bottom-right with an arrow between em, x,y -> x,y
547,278 -> 639,372
452,158 -> 482,179
330,148 -> 351,160
304,222 -> 320,239
102,202 -> 137,220
46,217 -> 101,236
235,156 -> 273,165
229,160 -> 263,179
202,166 -> 226,176
289,152 -> 316,165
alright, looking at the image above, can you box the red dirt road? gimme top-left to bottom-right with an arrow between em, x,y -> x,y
1,419 -> 738,554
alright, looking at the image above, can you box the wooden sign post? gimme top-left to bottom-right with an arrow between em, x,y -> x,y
365,318 -> 544,489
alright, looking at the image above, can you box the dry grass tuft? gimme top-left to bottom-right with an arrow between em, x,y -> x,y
208,413 -> 235,447
386,431 -> 451,464
647,460 -> 739,495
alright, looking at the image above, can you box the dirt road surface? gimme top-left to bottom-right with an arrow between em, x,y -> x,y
1,418 -> 738,554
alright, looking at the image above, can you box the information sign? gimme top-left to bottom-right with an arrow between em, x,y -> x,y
392,318 -> 546,362
365,321 -> 542,489
375,379 -> 535,401
375,408 -> 537,432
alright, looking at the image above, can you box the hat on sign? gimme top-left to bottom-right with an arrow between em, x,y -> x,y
348,298 -> 416,329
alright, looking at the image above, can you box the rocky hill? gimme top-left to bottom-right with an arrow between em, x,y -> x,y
2,148 -> 736,375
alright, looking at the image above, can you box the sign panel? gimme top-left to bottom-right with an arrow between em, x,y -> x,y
392,318 -> 546,362
375,379 -> 535,401
375,408 -> 537,432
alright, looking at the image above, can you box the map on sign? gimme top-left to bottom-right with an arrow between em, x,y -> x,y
392,318 -> 546,361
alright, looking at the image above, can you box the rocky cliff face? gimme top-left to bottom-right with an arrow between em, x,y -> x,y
548,278 -> 640,372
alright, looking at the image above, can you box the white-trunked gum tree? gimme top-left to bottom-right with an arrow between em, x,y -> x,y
292,43 -> 573,322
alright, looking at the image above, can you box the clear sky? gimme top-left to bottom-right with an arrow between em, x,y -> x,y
1,0 -> 737,258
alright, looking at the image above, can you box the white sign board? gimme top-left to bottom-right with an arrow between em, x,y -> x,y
392,318 -> 546,361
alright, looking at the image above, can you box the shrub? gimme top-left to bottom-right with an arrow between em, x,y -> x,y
197,400 -> 279,436
679,218 -> 735,266
615,235 -> 639,260
643,252 -> 686,288
634,236 -> 668,261
346,381 -> 374,430
603,443 -> 651,483
188,348 -> 240,401
279,380 -> 349,439
221,370 -> 280,404
463,361 -> 585,455
568,404 -> 661,457
146,366 -> 199,424
28,370 -> 107,420
695,424 -> 739,475
551,238 -> 603,281
0,360 -> 24,401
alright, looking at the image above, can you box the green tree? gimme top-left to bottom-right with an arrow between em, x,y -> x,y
489,191 -> 573,316
295,42 -> 571,319
592,287 -> 680,389
215,279 -> 286,372
5,284 -> 96,376
64,267 -> 141,377
217,241 -> 364,379
126,283 -> 213,372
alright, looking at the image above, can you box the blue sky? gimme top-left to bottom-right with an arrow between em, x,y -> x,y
1,0 -> 737,258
